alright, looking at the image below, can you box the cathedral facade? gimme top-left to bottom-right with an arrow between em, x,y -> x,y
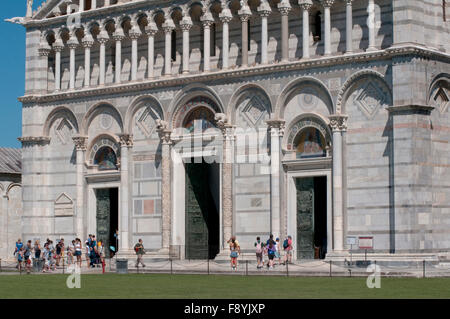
7,0 -> 450,262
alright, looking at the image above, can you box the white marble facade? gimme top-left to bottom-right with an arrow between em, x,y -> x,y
5,0 -> 450,261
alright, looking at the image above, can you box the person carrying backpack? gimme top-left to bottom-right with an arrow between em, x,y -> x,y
283,235 -> 293,265
254,237 -> 265,269
134,239 -> 146,268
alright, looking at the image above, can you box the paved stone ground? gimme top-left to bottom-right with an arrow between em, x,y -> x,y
1,258 -> 450,277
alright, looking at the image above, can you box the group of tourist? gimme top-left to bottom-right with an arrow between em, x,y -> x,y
13,235 -> 111,273
227,234 -> 293,270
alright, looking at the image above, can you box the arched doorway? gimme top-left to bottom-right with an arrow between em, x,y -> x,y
285,116 -> 332,260
172,97 -> 222,260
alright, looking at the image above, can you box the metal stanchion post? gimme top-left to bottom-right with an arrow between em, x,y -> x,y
423,260 -> 426,278
208,259 -> 210,275
62,257 -> 65,274
286,260 -> 289,277
0,259 -> 2,272
329,260 -> 332,278
170,259 -> 173,275
246,260 -> 248,276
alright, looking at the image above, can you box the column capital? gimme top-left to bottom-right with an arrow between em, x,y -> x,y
162,19 -> 176,34
201,10 -> 215,26
344,0 -> 354,4
112,27 -> 125,41
298,0 -> 313,10
72,135 -> 88,151
18,136 -> 51,147
257,1 -> 272,17
219,8 -> 233,23
278,1 -> 292,15
129,27 -> 142,40
39,42 -> 52,56
119,134 -> 133,148
156,120 -> 172,144
180,16 -> 193,31
266,119 -> 286,137
52,39 -> 64,52
82,33 -> 95,48
238,3 -> 252,21
145,22 -> 158,36
67,36 -> 79,49
329,114 -> 348,132
321,0 -> 335,8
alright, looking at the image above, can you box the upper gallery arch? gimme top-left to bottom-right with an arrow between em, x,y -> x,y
275,76 -> 334,119
43,106 -> 79,138
125,94 -> 165,135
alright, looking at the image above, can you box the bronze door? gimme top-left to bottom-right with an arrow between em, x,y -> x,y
296,178 -> 315,260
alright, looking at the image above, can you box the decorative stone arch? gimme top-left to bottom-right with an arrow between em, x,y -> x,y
428,73 -> 450,114
0,183 -> 4,196
228,83 -> 273,125
43,106 -> 79,138
169,84 -> 225,129
125,95 -> 165,135
282,113 -> 332,153
6,183 -> 22,200
275,77 -> 334,118
87,134 -> 121,167
81,102 -> 124,136
337,69 -> 392,114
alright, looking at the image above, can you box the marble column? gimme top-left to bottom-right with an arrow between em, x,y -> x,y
119,134 -> 133,252
329,114 -> 347,252
215,114 -> 234,249
238,4 -> 251,67
79,0 -> 84,12
322,0 -> 334,56
68,35 -> 79,90
162,19 -> 175,76
278,1 -> 291,62
145,22 -> 158,79
92,0 -> 97,9
38,42 -> 51,93
82,32 -> 94,88
345,0 -> 354,54
219,8 -> 232,70
73,135 -> 87,240
367,0 -> 377,51
97,30 -> 109,86
53,39 -> 64,92
113,27 -> 125,84
299,0 -> 313,59
157,122 -> 172,254
258,2 -> 271,65
129,25 -> 142,81
201,13 -> 214,72
266,119 -> 285,240
180,16 -> 193,74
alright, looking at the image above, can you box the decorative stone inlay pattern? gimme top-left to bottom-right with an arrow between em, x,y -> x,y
100,113 -> 113,130
355,81 -> 386,119
135,107 -> 158,139
433,87 -> 449,114
298,87 -> 319,111
242,95 -> 267,127
54,118 -> 74,145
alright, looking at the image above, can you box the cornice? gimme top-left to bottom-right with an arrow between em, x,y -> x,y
18,45 -> 450,104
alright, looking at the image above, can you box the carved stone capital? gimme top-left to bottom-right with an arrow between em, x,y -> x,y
219,8 -> 233,24
266,119 -> 286,136
162,19 -> 176,34
321,0 -> 335,8
214,113 -> 233,136
299,0 -> 313,11
258,1 -> 272,17
72,135 -> 88,151
129,28 -> 142,40
119,134 -> 133,148
145,22 -> 158,37
278,1 -> 292,15
329,114 -> 348,132
156,120 -> 172,144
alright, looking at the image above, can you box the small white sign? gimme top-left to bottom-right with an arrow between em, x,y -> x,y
359,236 -> 374,249
347,236 -> 357,246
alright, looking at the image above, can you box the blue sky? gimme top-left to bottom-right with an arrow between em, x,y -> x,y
0,1 -> 46,148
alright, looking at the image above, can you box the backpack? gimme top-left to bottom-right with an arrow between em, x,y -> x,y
255,242 -> 262,254
283,239 -> 289,249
